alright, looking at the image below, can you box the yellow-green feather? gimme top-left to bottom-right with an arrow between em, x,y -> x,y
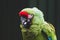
20,7 -> 57,40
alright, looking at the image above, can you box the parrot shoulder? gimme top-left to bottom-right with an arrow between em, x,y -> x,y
47,22 -> 55,32
43,22 -> 55,32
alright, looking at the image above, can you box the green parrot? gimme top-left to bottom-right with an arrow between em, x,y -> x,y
18,7 -> 57,40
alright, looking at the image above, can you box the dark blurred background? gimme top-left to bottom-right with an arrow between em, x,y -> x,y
1,0 -> 60,40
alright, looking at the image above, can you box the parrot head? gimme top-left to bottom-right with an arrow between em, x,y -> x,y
19,9 -> 34,29
19,7 -> 44,29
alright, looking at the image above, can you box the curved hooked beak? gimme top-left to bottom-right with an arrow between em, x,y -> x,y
20,15 -> 33,29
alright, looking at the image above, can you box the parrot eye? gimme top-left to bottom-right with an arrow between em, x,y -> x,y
28,14 -> 33,19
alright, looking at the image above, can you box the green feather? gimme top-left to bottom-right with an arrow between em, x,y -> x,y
20,7 -> 57,40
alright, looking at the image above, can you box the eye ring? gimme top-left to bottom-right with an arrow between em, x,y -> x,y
28,14 -> 34,19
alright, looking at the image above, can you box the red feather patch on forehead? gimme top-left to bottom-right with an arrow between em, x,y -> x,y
19,11 -> 29,18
